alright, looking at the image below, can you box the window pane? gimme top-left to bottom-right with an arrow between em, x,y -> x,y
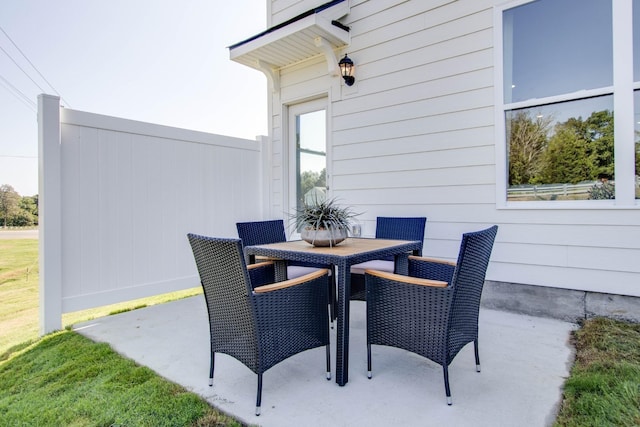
634,91 -> 640,199
507,95 -> 614,201
296,110 -> 326,208
503,0 -> 612,104
634,0 -> 640,81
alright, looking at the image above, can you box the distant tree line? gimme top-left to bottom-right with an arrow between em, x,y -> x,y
0,184 -> 38,227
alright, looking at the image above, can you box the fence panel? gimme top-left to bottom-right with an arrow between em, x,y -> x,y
39,95 -> 264,333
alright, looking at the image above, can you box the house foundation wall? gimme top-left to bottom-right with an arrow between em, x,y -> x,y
482,281 -> 640,323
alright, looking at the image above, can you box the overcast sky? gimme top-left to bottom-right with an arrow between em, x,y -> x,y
0,0 -> 268,196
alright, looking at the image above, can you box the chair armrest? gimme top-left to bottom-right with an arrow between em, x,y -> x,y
255,255 -> 281,262
365,269 -> 448,288
408,255 -> 455,283
247,260 -> 274,270
247,261 -> 275,288
254,269 -> 330,293
409,255 -> 456,267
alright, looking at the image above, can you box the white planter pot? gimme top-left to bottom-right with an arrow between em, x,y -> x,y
301,227 -> 348,247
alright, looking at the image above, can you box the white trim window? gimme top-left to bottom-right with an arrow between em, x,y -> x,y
495,0 -> 639,208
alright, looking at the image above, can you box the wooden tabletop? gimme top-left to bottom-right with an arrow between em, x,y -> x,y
251,237 -> 417,257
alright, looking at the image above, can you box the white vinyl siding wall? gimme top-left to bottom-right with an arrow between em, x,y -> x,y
265,0 -> 640,297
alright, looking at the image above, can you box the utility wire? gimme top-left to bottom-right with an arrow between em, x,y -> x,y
0,73 -> 36,106
0,25 -> 71,107
0,44 -> 48,96
0,74 -> 37,112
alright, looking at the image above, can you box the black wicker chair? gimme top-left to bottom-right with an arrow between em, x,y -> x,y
187,233 -> 331,416
364,225 -> 498,405
350,216 -> 427,300
237,219 -> 337,321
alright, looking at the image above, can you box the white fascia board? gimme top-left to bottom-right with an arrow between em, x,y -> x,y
229,3 -> 350,71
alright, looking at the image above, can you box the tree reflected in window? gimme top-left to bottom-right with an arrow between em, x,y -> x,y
507,97 -> 614,201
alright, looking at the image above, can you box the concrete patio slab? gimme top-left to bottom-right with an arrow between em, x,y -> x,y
75,296 -> 577,427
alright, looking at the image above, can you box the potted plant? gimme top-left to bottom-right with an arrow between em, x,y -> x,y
291,197 -> 360,247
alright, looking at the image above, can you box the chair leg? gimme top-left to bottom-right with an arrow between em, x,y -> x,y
256,373 -> 263,416
474,339 -> 481,372
367,344 -> 372,379
209,351 -> 215,386
326,344 -> 332,380
443,365 -> 452,405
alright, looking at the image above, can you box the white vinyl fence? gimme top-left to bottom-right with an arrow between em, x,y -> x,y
507,182 -> 603,201
38,94 -> 267,334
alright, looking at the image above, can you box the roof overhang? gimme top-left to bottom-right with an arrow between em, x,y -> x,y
229,0 -> 351,90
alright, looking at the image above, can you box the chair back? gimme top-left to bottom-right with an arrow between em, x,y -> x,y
375,216 -> 427,259
237,220 -> 287,264
187,234 -> 258,367
236,219 -> 287,246
447,225 -> 498,359
237,219 -> 327,271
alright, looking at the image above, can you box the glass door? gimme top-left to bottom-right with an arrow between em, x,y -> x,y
288,98 -> 328,221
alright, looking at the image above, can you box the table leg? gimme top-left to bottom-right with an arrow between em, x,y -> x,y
273,260 -> 288,282
335,260 -> 350,386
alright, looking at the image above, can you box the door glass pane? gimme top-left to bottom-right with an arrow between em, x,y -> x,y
506,95 -> 614,201
503,0 -> 612,104
634,91 -> 640,199
296,110 -> 326,209
634,0 -> 640,82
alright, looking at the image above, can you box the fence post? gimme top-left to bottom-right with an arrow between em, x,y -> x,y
38,94 -> 63,335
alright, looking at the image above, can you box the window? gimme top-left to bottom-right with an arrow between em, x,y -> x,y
497,0 -> 638,205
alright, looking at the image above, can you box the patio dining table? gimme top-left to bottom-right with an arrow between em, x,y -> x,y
244,237 -> 422,386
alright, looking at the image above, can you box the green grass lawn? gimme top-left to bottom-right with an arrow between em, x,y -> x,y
554,317 -> 640,427
0,330 -> 241,427
0,238 -> 39,358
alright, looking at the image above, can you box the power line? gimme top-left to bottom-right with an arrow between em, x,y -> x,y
0,44 -> 48,93
0,73 -> 36,106
0,24 -> 71,107
0,74 -> 37,113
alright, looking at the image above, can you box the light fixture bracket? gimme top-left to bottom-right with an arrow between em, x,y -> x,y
314,36 -> 340,77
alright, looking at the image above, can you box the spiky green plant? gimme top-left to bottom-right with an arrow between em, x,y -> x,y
291,197 -> 359,232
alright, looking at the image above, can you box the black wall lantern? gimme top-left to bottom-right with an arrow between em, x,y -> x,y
338,54 -> 355,86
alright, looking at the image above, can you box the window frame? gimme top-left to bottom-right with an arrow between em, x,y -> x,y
494,0 -> 638,209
